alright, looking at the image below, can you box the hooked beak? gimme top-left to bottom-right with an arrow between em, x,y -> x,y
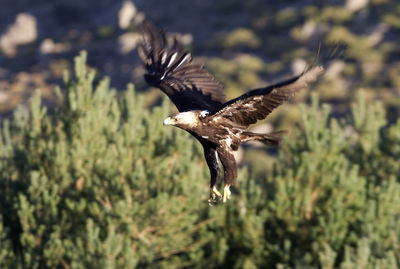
163,117 -> 174,126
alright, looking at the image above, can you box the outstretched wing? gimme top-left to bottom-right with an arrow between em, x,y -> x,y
208,66 -> 323,128
138,22 -> 226,112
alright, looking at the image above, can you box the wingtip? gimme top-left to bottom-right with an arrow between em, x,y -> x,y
306,65 -> 324,74
141,19 -> 156,32
302,65 -> 324,82
314,65 -> 324,73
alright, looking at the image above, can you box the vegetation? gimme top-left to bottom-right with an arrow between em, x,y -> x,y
2,1 -> 400,267
201,0 -> 400,128
0,52 -> 399,268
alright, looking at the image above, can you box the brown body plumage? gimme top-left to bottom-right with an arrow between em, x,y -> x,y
138,22 -> 323,204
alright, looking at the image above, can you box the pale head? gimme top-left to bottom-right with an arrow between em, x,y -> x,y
163,111 -> 200,128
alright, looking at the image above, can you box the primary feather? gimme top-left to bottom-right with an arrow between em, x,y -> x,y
138,21 -> 226,112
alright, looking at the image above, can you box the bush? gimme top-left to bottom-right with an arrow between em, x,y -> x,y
0,52 -> 399,268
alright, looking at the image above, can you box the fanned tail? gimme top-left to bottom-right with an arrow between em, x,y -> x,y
240,131 -> 287,146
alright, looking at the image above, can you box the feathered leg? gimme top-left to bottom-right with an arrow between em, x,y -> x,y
217,146 -> 237,203
204,146 -> 222,205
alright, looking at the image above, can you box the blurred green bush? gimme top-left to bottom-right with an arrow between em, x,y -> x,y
0,52 -> 399,268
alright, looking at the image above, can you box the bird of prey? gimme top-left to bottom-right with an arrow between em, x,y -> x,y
138,22 -> 323,205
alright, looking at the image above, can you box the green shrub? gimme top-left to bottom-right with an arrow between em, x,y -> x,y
0,52 -> 399,268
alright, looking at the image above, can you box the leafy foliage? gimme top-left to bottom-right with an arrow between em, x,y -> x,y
0,53 -> 399,268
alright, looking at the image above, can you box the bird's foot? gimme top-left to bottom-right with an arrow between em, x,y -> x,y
222,185 -> 231,203
208,186 -> 222,206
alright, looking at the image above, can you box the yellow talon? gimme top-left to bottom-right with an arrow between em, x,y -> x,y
222,185 -> 231,203
208,186 -> 222,205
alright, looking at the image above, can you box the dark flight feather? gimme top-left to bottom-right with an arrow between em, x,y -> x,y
208,66 -> 323,128
138,22 -> 226,112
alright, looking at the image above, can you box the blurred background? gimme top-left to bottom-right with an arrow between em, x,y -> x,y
1,0 -> 399,171
1,1 -> 400,267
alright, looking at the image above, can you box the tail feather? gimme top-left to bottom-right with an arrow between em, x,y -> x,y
241,130 -> 287,146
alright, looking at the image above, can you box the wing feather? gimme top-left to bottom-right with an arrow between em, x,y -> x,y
138,22 -> 226,112
208,66 -> 323,128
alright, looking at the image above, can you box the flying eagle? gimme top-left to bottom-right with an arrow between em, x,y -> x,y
138,22 -> 323,204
